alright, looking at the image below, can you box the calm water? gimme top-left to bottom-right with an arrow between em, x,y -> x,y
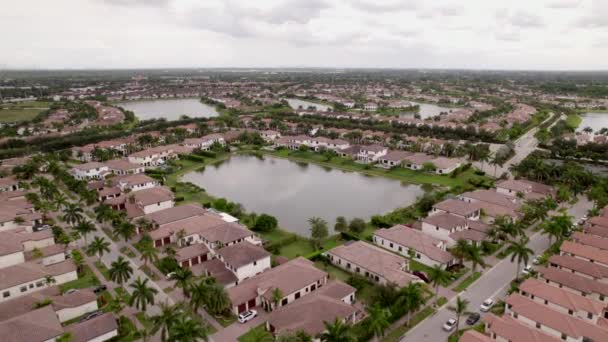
401,102 -> 459,119
577,112 -> 608,132
116,99 -> 219,121
182,155 -> 424,237
285,98 -> 332,112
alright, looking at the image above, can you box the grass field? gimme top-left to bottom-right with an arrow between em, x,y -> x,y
0,101 -> 50,122
565,114 -> 582,129
60,265 -> 100,292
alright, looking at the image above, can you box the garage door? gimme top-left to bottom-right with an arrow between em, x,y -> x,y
238,303 -> 247,313
247,298 -> 256,309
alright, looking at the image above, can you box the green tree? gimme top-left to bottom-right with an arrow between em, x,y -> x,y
348,218 -> 366,235
168,316 -> 209,342
71,249 -> 84,274
171,267 -> 194,298
74,220 -> 96,244
367,305 -> 391,340
109,256 -> 133,285
271,287 -> 284,309
447,296 -> 471,329
253,214 -> 278,232
139,239 -> 159,268
321,317 -> 355,342
115,221 -> 136,242
94,204 -> 114,223
308,217 -> 328,249
334,216 -> 348,232
129,277 -> 158,311
243,327 -> 273,342
276,331 -> 312,342
152,302 -> 184,342
396,283 -> 425,326
204,284 -> 231,316
464,243 -> 486,273
428,265 -> 450,306
87,236 -> 110,261
62,203 -> 84,227
506,236 -> 534,280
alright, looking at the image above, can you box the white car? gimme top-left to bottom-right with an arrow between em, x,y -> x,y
442,318 -> 457,332
480,298 -> 494,312
238,310 -> 257,324
522,265 -> 533,275
532,255 -> 541,265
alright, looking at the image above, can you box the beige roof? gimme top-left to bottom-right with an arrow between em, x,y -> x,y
461,189 -> 522,210
132,186 -> 174,206
561,240 -> 608,265
484,313 -> 561,342
105,159 -> 141,171
175,244 -> 209,262
519,278 -> 605,315
506,293 -> 608,341
449,228 -> 486,242
538,266 -> 608,296
144,204 -> 207,227
374,225 -> 454,263
0,260 -> 76,290
572,231 -> 608,251
404,153 -> 435,165
496,179 -> 554,196
0,176 -> 19,188
149,214 -> 225,240
111,173 -> 156,187
267,290 -> 357,336
327,241 -> 418,287
199,223 -> 254,245
431,157 -> 460,170
315,280 -> 356,300
72,161 -> 106,171
433,199 -> 481,217
423,213 -> 466,230
228,257 -> 327,305
585,225 -> 608,238
549,254 -> 608,279
0,306 -> 63,342
217,242 -> 270,268
191,259 -> 238,286
380,150 -> 413,162
65,313 -> 118,342
589,216 -> 608,229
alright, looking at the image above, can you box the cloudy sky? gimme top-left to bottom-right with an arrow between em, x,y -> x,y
1,0 -> 607,70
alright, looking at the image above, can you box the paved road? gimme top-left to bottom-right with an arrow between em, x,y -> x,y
401,196 -> 591,342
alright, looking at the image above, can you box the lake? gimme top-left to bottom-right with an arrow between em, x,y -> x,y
577,112 -> 608,133
400,102 -> 459,119
181,155 -> 424,237
285,98 -> 332,112
116,98 -> 219,121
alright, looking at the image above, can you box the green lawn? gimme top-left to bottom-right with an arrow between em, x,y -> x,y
0,101 -> 50,123
565,114 -> 582,130
453,272 -> 482,292
381,306 -> 436,342
314,261 -> 352,282
94,260 -> 111,281
60,265 -> 100,292
120,246 -> 136,258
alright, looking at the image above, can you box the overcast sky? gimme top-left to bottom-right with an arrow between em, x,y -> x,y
2,0 -> 607,70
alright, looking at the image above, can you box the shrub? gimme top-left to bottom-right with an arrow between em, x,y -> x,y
349,218 -> 366,234
253,214 -> 278,232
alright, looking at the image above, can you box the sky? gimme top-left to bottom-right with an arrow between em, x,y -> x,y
1,0 -> 607,70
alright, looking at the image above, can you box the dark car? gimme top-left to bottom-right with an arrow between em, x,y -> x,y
80,311 -> 103,322
413,271 -> 430,283
466,312 -> 481,325
93,285 -> 108,293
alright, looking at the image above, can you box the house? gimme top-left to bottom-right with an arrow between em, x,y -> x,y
460,189 -> 522,222
227,257 -> 328,314
191,259 -> 239,288
459,330 -> 491,342
216,242 -> 271,282
430,199 -> 481,220
571,231 -> 608,251
266,281 -> 359,339
518,278 -> 606,324
128,145 -> 181,167
0,229 -> 58,269
431,157 -> 461,174
110,173 -> 158,192
537,266 -> 608,304
504,293 -> 608,342
377,150 -> 413,169
142,204 -> 207,231
0,259 -> 78,302
339,145 -> 388,163
64,313 -> 119,342
373,225 -> 455,268
104,186 -> 174,219
105,159 -> 145,175
560,240 -> 608,268
183,133 -> 225,150
421,213 -> 468,245
403,153 -> 436,170
364,103 -> 378,111
484,313 -> 562,342
496,179 -> 554,199
324,241 -> 420,287
260,130 -> 281,142
0,306 -> 64,341
176,244 -> 211,268
71,162 -> 109,180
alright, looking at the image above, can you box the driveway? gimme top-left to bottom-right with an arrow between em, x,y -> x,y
400,195 -> 592,342
211,308 -> 269,341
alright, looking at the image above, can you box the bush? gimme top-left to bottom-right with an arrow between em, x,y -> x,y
174,196 -> 185,202
347,274 -> 368,291
349,218 -> 366,234
340,231 -> 361,241
157,257 -> 179,274
253,214 -> 278,232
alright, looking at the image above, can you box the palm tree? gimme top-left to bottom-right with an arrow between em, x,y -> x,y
367,305 -> 390,341
190,281 -> 209,313
464,243 -> 486,273
114,221 -> 136,242
428,265 -> 450,306
447,296 -> 471,330
139,243 -> 159,269
73,220 -> 96,244
541,220 -> 563,248
62,203 -> 84,227
171,267 -> 194,298
396,283 -> 425,326
109,256 -> 133,285
135,314 -> 154,342
44,275 -> 56,286
129,277 -> 158,311
271,287 -> 283,310
205,284 -> 231,316
168,316 -> 209,342
94,204 -> 114,224
321,317 -> 355,342
136,218 -> 153,234
243,327 -> 273,342
71,250 -> 84,274
451,239 -> 470,265
87,236 -> 110,261
276,331 -> 312,342
54,192 -> 68,210
152,302 -> 184,342
506,236 -> 534,280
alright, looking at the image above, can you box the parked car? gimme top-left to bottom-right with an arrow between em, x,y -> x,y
442,318 -> 457,332
522,265 -> 533,275
34,224 -> 51,232
64,289 -> 78,295
80,311 -> 103,322
93,285 -> 107,293
480,298 -> 494,312
238,310 -> 257,324
466,312 -> 481,325
413,271 -> 430,283
532,255 -> 541,265
166,272 -> 176,279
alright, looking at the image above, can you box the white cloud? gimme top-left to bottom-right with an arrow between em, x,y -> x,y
0,0 -> 605,70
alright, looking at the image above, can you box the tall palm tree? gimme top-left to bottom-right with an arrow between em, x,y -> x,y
464,243 -> 486,273
114,221 -> 136,242
367,305 -> 390,341
321,318 -> 355,342
152,302 -> 184,342
94,204 -> 114,223
109,256 -> 133,285
74,220 -> 96,244
168,316 -> 209,342
243,327 -> 273,342
136,218 -> 154,234
506,236 -> 534,280
396,283 -> 424,326
190,281 -> 209,314
71,250 -> 84,274
171,267 -> 194,298
205,284 -> 231,316
447,296 -> 471,330
62,203 -> 84,227
86,236 -> 110,261
451,239 -> 470,265
428,265 -> 450,306
271,288 -> 283,310
129,277 -> 158,311
54,192 -> 68,210
139,243 -> 159,269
